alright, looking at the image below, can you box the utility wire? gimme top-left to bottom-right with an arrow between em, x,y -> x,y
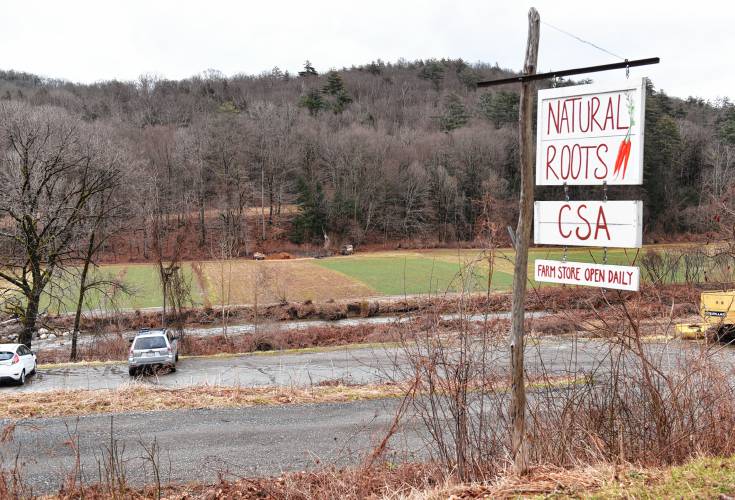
542,21 -> 625,61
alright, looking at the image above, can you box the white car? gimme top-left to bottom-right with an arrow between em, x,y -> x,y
0,344 -> 37,385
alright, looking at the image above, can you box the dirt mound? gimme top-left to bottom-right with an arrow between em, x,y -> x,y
266,252 -> 293,260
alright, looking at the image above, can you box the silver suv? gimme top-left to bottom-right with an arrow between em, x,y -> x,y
128,329 -> 179,376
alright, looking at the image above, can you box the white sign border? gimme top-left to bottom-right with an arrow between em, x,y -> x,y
535,77 -> 647,187
534,200 -> 643,249
534,259 -> 640,291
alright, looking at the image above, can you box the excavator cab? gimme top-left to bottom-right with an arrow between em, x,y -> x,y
676,290 -> 735,341
701,290 -> 735,340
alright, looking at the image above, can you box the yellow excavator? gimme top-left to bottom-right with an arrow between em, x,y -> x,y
676,290 -> 735,340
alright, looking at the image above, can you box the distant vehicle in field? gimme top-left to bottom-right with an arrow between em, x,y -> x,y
253,252 -> 266,260
128,329 -> 179,376
0,344 -> 36,385
340,244 -> 354,255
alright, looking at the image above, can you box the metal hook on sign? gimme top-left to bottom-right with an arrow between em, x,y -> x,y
563,246 -> 568,263
603,246 -> 608,265
625,59 -> 630,79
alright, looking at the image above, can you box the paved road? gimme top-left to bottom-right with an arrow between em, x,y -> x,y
7,337 -> 609,393
1,399 -> 418,494
2,338 -> 733,494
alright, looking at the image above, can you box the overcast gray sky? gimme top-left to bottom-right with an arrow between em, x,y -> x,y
3,0 -> 732,101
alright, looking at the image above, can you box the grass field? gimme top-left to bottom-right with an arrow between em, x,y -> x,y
33,263 -> 204,314
196,259 -> 374,305
312,247 -> 640,296
314,254 -> 512,296
0,243 -> 713,312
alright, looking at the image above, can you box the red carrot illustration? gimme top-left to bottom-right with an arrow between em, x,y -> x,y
613,93 -> 636,180
621,138 -> 632,179
613,139 -> 626,177
613,136 -> 632,179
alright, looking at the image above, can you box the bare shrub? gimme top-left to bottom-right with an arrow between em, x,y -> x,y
640,250 -> 681,285
0,433 -> 31,499
526,299 -> 735,468
707,252 -> 735,284
681,247 -> 708,284
383,262 -> 735,487
386,256 -> 512,482
97,417 -> 130,498
532,315 -> 578,335
227,462 -> 443,499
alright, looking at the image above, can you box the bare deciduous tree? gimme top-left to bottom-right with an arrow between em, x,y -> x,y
69,128 -> 129,360
0,102 -> 121,347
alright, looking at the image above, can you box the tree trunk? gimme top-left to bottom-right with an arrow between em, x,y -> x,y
19,296 -> 39,348
260,167 -> 266,240
268,187 -> 274,226
198,200 -> 206,248
143,225 -> 149,260
71,289 -> 85,361
509,6 -> 540,476
161,270 -> 168,327
71,234 -> 96,361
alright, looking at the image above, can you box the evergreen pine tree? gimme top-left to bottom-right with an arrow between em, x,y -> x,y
479,91 -> 519,127
322,70 -> 352,114
720,107 -> 735,145
328,188 -> 355,237
299,88 -> 326,116
290,177 -> 328,243
643,87 -> 684,231
418,60 -> 445,91
323,71 -> 344,95
365,60 -> 382,75
298,60 -> 318,77
439,93 -> 470,132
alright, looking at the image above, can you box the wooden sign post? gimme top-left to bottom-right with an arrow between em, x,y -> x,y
476,9 -> 657,476
508,7 -> 540,475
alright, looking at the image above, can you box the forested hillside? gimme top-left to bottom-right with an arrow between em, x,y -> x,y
0,59 -> 733,261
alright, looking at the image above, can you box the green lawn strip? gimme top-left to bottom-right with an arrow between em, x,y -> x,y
35,264 -> 144,313
417,250 -> 515,291
314,255 -> 510,295
582,455 -> 735,499
36,262 -> 203,313
114,263 -> 207,310
88,264 -> 160,311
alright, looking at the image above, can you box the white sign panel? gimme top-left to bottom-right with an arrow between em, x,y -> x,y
535,259 -> 640,291
534,200 -> 642,248
536,78 -> 646,186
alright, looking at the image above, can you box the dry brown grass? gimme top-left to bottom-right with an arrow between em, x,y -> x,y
38,462 -> 446,500
2,383 -> 407,419
5,374 -> 578,419
199,259 -> 375,304
417,464 -> 615,499
35,459 -> 713,500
